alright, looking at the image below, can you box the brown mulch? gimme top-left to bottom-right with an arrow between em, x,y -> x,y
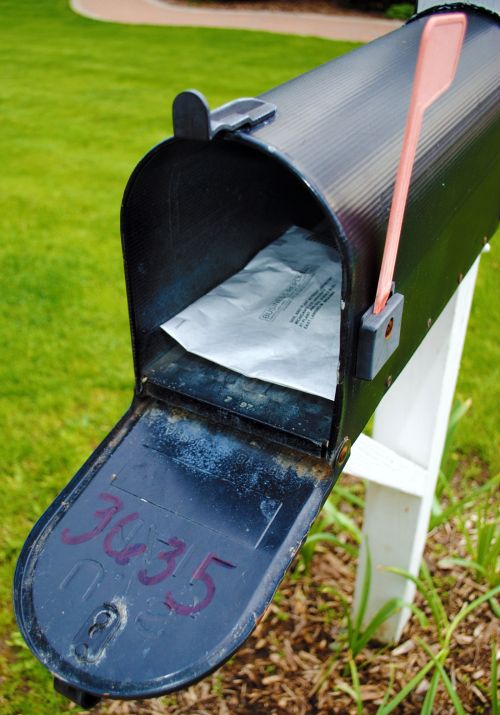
162,0 -> 387,19
85,465 -> 498,715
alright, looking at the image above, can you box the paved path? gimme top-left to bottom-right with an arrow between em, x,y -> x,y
71,0 -> 402,42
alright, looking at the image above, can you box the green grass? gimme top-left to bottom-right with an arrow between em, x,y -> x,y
0,2 -> 359,712
455,244 -> 500,468
0,1 -> 498,713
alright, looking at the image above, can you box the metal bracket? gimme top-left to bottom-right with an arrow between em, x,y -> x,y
356,292 -> 404,380
53,678 -> 101,710
173,89 -> 276,141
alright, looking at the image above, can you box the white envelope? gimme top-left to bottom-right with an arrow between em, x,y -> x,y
161,226 -> 342,400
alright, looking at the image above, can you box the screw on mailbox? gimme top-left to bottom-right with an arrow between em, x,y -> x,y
336,438 -> 352,467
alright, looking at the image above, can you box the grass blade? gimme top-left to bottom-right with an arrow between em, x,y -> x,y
432,492 -> 444,519
419,639 -> 466,715
353,598 -> 428,655
375,664 -> 396,715
446,584 -> 500,647
337,682 -> 362,712
431,474 -> 500,528
378,655 -> 442,715
328,504 -> 363,543
420,560 -> 449,632
434,661 -> 465,715
489,597 -> 500,618
352,598 -> 400,655
348,655 -> 363,715
331,485 -> 365,508
433,398 -> 471,508
353,541 -> 371,641
492,640 -> 498,715
420,668 -> 441,715
305,532 -> 358,557
438,557 -> 487,576
385,564 -> 446,639
477,521 -> 495,567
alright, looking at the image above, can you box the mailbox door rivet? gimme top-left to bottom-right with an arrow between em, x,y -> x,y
336,438 -> 351,467
483,236 -> 489,245
75,644 -> 88,659
385,375 -> 393,388
427,317 -> 433,329
457,273 -> 464,284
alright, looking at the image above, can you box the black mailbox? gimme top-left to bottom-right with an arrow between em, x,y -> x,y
14,6 -> 499,708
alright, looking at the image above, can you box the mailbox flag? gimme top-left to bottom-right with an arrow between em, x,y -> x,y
374,13 -> 467,314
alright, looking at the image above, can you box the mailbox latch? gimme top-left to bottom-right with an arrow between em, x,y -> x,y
173,89 -> 276,141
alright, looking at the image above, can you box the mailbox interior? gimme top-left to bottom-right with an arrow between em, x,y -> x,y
122,137 -> 346,457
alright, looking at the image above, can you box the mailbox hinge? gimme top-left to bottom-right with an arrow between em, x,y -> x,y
173,89 -> 276,141
53,678 -> 101,710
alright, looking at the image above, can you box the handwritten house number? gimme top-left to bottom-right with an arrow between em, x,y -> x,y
61,492 -> 236,616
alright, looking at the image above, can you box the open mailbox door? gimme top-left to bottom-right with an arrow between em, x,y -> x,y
14,399 -> 333,704
14,7 -> 499,708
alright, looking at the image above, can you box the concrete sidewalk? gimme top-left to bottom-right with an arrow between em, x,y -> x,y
71,0 -> 403,42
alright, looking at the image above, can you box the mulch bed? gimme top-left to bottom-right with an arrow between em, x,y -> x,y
89,467 -> 497,715
161,1 -> 387,19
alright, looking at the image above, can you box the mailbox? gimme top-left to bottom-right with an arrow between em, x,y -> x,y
14,6 -> 499,708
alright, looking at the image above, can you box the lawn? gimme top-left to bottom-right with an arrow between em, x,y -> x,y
0,1 -> 497,714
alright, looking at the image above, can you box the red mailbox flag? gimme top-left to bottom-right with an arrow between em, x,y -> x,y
374,13 -> 467,315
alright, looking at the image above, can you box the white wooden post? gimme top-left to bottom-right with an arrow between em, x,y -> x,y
345,257 -> 480,643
